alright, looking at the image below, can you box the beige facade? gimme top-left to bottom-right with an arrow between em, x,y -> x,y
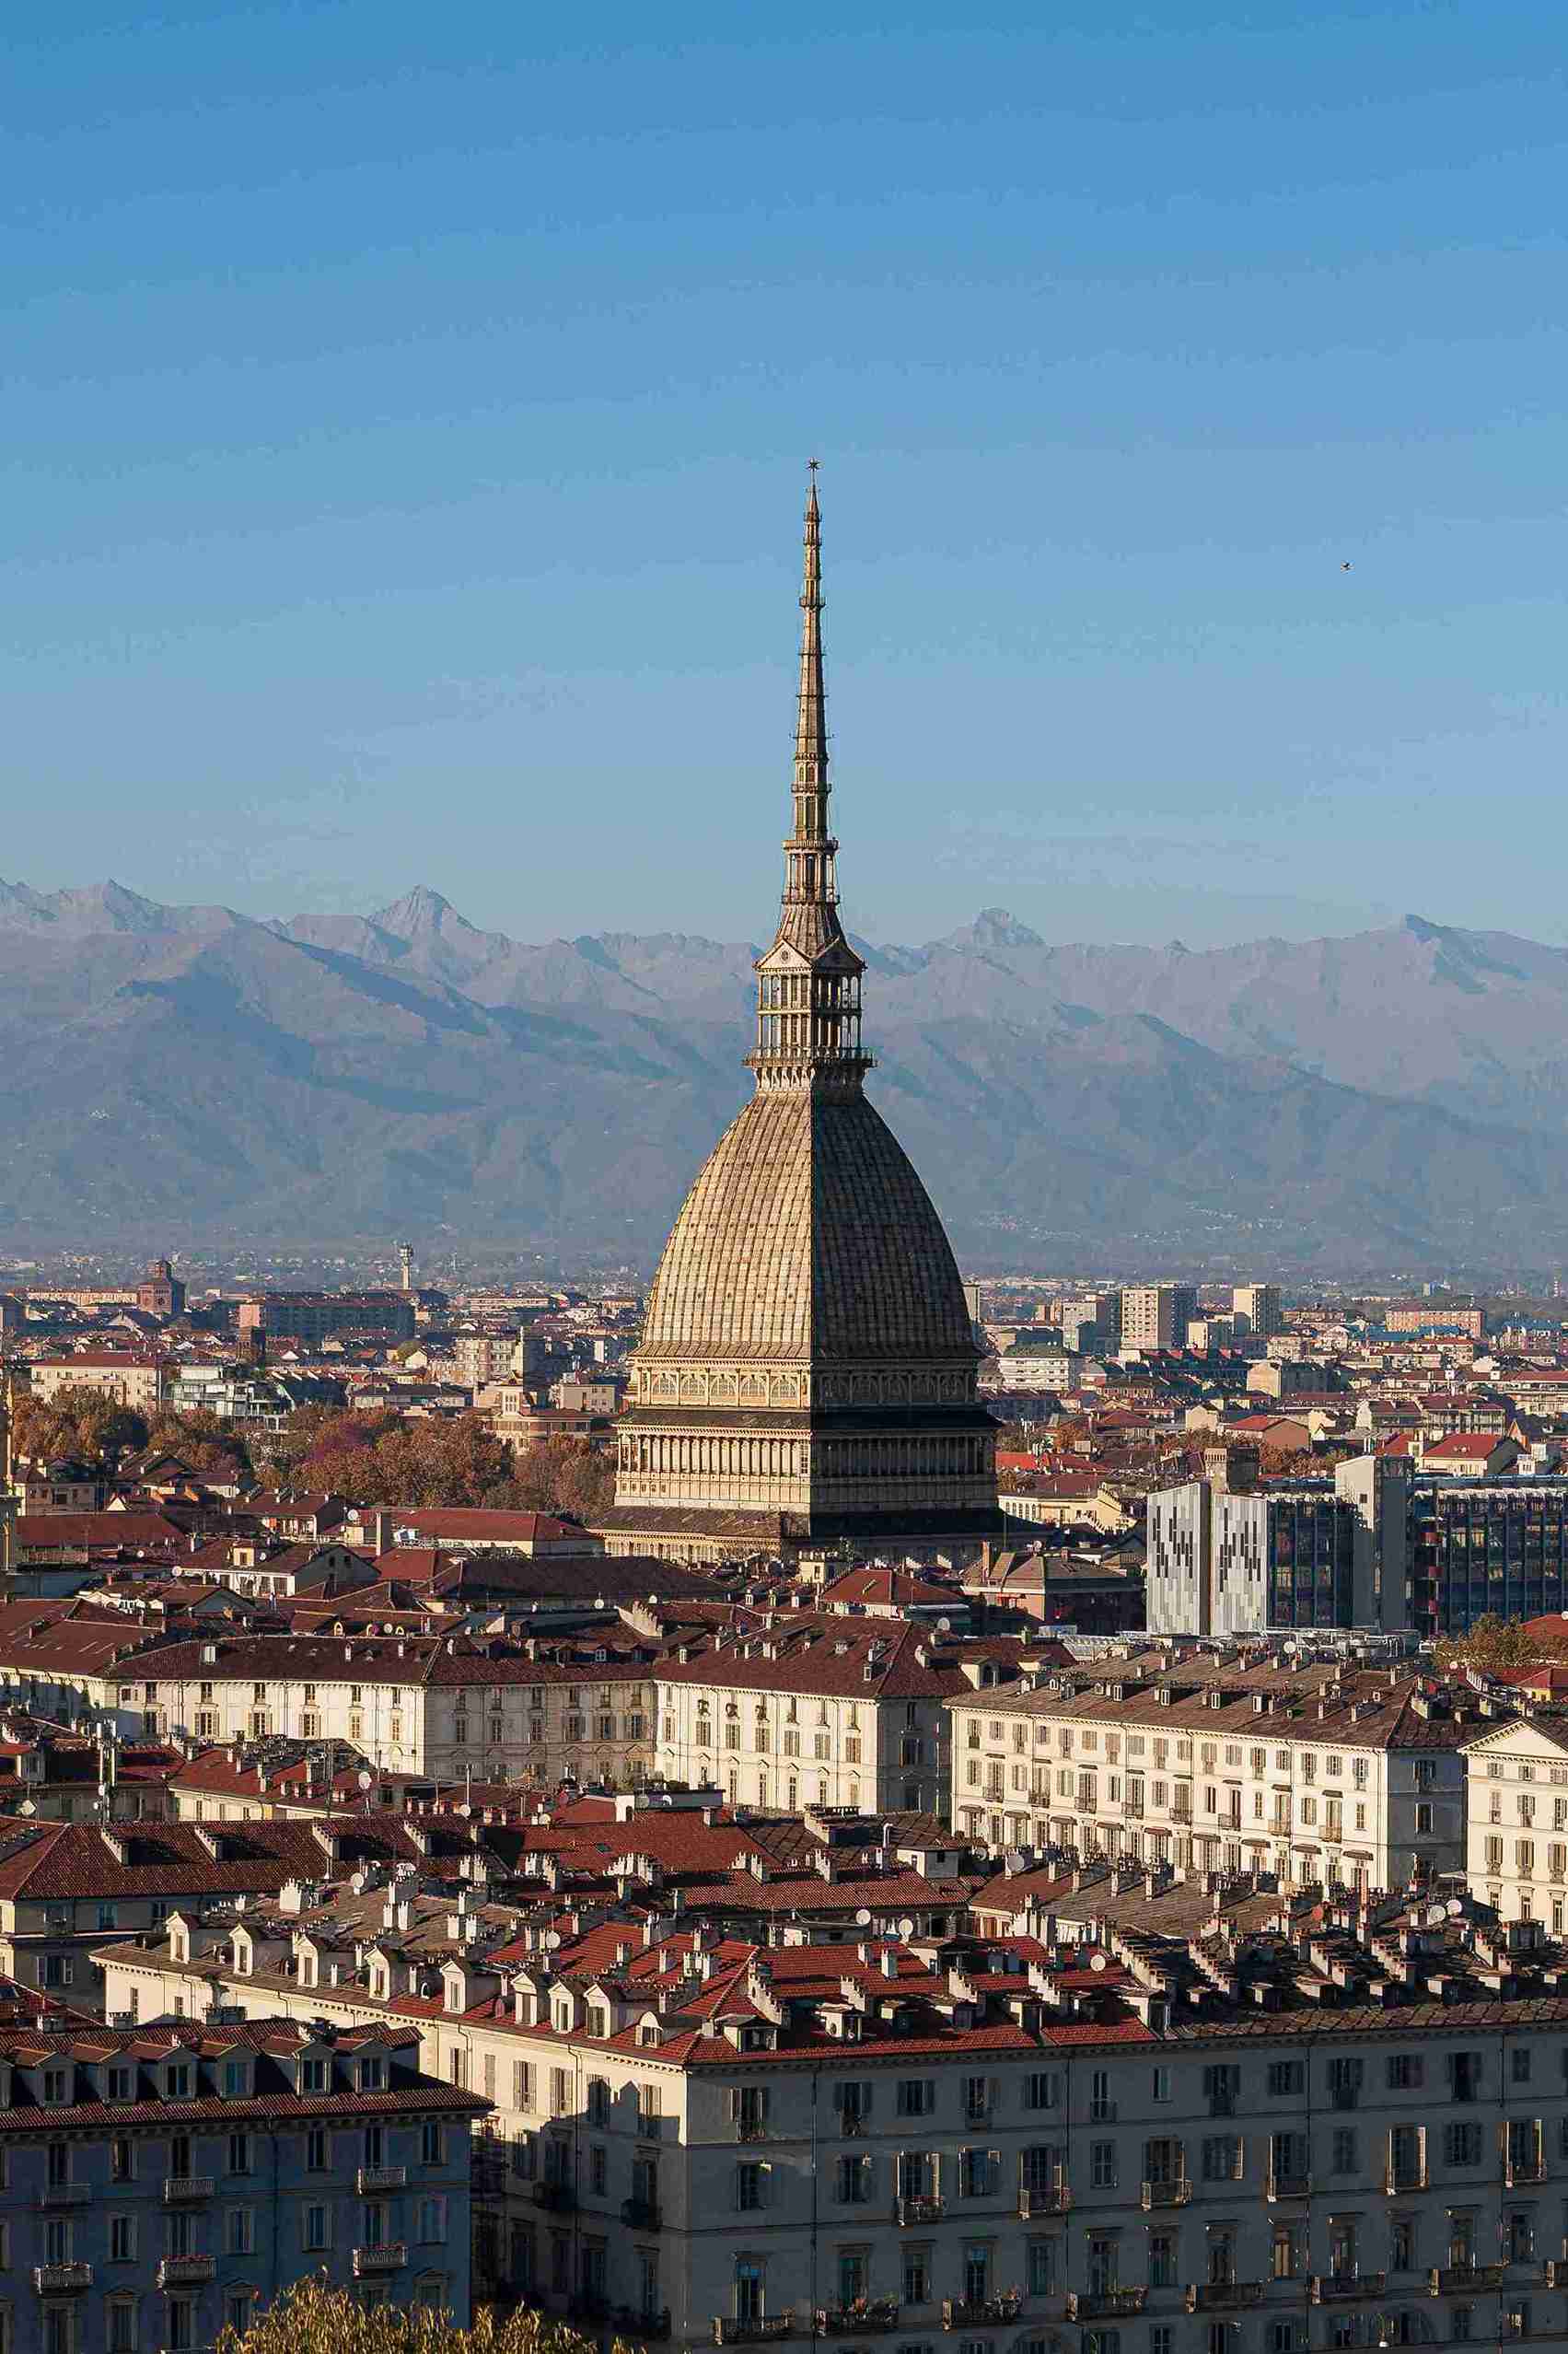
100,1929 -> 1568,2353
1465,1715 -> 1568,1928
28,1355 -> 168,1412
948,1671 -> 1465,1895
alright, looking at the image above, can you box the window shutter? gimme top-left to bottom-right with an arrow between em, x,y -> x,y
761,2087 -> 772,2122
989,2076 -> 1002,2114
988,2149 -> 1001,2194
760,2162 -> 772,2208
831,2083 -> 842,2110
729,2090 -> 741,2121
925,2079 -> 937,2112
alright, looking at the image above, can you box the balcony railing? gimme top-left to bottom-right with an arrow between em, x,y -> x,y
357,2165 -> 408,2194
894,2195 -> 945,2226
841,2115 -> 867,2138
38,2182 -> 93,2207
1504,2155 -> 1546,2186
158,2255 -> 216,2287
1066,2290 -> 1146,2322
1018,2186 -> 1071,2218
1266,2173 -> 1311,2201
621,2198 -> 662,2232
942,2294 -> 1022,2329
816,2301 -> 900,2336
1384,2165 -> 1427,2194
1544,2261 -> 1568,2289
533,2182 -> 576,2211
713,2319 -> 796,2346
736,2117 -> 769,2142
1141,2179 -> 1191,2209
1312,2275 -> 1388,2305
163,2176 -> 215,2203
1430,2265 -> 1504,2295
354,2244 -> 408,2277
33,2263 -> 93,2292
1185,2283 -> 1263,2313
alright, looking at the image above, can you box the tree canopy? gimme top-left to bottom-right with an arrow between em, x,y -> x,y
217,2278 -> 620,2354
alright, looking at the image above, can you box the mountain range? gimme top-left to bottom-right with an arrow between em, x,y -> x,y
4,879 -> 1568,1275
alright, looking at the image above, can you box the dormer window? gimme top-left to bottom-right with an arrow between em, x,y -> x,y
224,2058 -> 249,2098
42,2067 -> 68,2105
588,2005 -> 609,2038
166,2062 -> 192,2098
300,2057 -> 328,2093
108,2065 -> 133,2103
358,2054 -> 386,2092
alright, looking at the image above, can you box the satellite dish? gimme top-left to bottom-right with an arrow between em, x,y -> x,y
1005,1848 -> 1027,1872
853,1906 -> 872,1928
17,1800 -> 34,1818
1089,1952 -> 1109,1973
1446,1897 -> 1465,1917
1425,1904 -> 1446,1929
356,1769 -> 374,1791
545,1929 -> 563,1951
897,1917 -> 916,1940
936,1617 -> 951,1634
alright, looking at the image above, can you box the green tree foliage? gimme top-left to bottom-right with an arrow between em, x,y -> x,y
217,2278 -> 622,2354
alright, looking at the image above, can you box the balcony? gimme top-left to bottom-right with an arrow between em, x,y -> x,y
621,2198 -> 663,2232
1544,2262 -> 1568,2289
1384,2166 -> 1427,2195
1266,2173 -> 1311,2201
895,2195 -> 945,2226
1066,2290 -> 1146,2322
1430,2265 -> 1504,2295
38,2182 -> 92,2208
158,2255 -> 216,2287
841,2115 -> 867,2138
1018,2186 -> 1071,2218
736,2118 -> 769,2142
816,2301 -> 900,2336
533,2181 -> 576,2212
713,2320 -> 797,2346
1088,2103 -> 1118,2125
357,2164 -> 408,2194
942,2294 -> 1022,2329
1185,2283 -> 1263,2313
163,2176 -> 215,2203
353,2243 -> 408,2277
1141,2179 -> 1191,2209
1505,2155 -> 1546,2187
1312,2275 -> 1388,2305
33,2263 -> 93,2292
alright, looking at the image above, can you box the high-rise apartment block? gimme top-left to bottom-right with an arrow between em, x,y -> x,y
1230,1281 -> 1283,1339
1119,1283 -> 1197,1352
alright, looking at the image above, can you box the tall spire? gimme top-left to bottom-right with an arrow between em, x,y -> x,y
794,461 -> 828,816
748,467 -> 870,1098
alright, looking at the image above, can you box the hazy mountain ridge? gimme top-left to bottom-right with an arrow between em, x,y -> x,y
3,879 -> 1568,1271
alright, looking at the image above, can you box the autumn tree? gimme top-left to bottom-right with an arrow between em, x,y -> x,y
1435,1613 -> 1568,1672
10,1385 -> 148,1466
217,2278 -> 615,2354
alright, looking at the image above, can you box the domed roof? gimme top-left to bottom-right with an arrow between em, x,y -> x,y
636,1090 -> 977,1369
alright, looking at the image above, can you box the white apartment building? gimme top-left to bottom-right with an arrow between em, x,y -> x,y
113,1632 -> 657,1788
1465,1712 -> 1568,1928
948,1661 -> 1468,1896
653,1623 -> 1014,1819
100,1888 -> 1568,2354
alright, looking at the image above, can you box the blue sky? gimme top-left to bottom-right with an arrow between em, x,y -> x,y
3,1 -> 1564,949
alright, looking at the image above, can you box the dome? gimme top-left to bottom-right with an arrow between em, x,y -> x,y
636,1089 -> 977,1369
